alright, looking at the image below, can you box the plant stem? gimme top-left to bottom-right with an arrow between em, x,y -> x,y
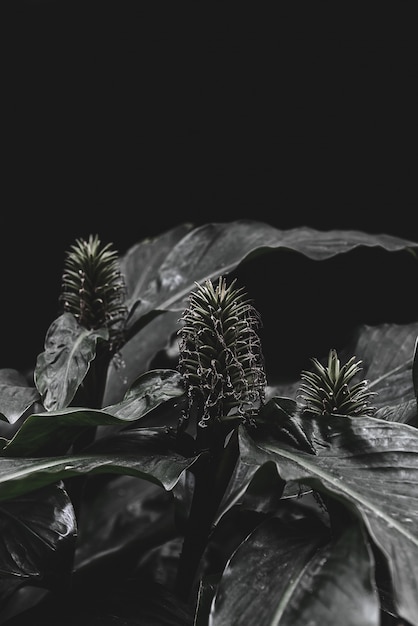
175,428 -> 239,602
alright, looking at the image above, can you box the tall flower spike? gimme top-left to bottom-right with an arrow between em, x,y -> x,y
178,276 -> 266,431
60,234 -> 127,352
298,348 -> 377,417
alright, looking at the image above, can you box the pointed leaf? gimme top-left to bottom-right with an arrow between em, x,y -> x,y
0,429 -> 199,501
210,519 -> 379,626
34,313 -> 108,412
239,415 -> 418,625
3,369 -> 184,457
122,221 -> 418,334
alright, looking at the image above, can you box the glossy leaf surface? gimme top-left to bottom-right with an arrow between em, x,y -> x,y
122,221 -> 418,334
238,415 -> 418,625
0,482 -> 76,579
35,313 -> 108,411
2,369 -> 184,457
0,429 -> 199,501
210,520 -> 379,626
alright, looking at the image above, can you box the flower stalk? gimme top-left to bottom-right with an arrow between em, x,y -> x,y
175,277 -> 266,600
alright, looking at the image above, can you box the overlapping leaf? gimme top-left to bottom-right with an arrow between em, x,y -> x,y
210,519 -> 379,626
0,429 -> 199,502
236,414 -> 418,625
1,369 -> 184,457
121,221 -> 418,336
0,482 -> 76,580
29,224 -> 418,414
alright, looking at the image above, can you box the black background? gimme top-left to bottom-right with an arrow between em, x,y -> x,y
2,1 -> 417,371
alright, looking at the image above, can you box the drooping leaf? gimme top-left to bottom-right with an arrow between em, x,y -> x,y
34,313 -> 109,412
0,369 -> 40,426
210,518 -> 379,626
0,428 -> 199,502
122,221 -> 418,337
2,369 -> 184,457
0,482 -> 76,583
238,414 -> 418,626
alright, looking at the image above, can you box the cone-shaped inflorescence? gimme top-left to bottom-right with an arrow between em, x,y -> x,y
178,276 -> 267,433
60,234 -> 127,352
298,348 -> 377,417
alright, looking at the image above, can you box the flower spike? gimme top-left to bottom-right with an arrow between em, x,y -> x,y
59,234 -> 127,352
178,276 -> 266,433
298,348 -> 377,417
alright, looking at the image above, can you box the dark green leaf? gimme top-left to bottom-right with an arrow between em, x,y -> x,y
240,415 -> 418,626
122,221 -> 418,335
34,313 -> 108,412
0,432 -> 199,501
0,482 -> 76,582
211,519 -> 379,626
2,369 -> 184,457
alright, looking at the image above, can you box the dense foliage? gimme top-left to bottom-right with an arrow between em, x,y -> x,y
1,220 -> 418,625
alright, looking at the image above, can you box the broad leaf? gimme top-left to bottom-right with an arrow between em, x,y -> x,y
35,313 -> 108,412
210,519 -> 379,626
122,221 -> 418,336
238,415 -> 418,625
0,482 -> 76,581
0,428 -> 199,501
2,369 -> 184,457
